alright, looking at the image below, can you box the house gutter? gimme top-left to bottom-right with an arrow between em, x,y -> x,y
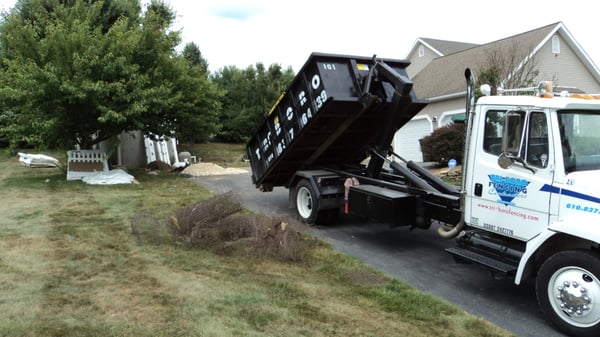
426,91 -> 466,103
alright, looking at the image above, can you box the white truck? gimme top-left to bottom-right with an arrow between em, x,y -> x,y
246,53 -> 600,336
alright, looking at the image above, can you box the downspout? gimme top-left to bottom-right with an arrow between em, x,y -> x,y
437,68 -> 475,239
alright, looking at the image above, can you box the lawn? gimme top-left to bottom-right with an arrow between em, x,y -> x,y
179,142 -> 249,168
0,149 -> 514,337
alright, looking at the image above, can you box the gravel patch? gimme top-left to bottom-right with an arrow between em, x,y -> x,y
181,162 -> 249,176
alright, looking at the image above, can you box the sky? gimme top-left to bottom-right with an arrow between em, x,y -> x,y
0,0 -> 599,74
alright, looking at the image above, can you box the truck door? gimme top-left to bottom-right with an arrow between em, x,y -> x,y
468,108 -> 554,241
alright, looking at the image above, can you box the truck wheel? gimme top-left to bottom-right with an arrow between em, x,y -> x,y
536,250 -> 600,337
295,180 -> 331,225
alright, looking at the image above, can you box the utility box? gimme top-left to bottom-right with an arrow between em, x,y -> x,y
348,185 -> 416,226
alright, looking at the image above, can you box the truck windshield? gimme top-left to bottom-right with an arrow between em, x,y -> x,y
558,110 -> 600,173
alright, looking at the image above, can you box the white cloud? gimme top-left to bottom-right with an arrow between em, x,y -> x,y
208,4 -> 264,21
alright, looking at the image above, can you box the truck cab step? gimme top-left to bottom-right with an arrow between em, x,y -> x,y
445,247 -> 518,275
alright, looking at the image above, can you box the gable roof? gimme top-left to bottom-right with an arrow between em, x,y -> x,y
413,38 -> 479,57
412,22 -> 600,101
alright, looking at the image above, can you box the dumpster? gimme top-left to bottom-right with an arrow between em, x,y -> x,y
246,52 -> 427,191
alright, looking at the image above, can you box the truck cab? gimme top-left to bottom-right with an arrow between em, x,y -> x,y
459,87 -> 600,336
466,93 -> 600,242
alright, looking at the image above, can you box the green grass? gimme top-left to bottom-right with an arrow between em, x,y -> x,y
0,149 -> 515,337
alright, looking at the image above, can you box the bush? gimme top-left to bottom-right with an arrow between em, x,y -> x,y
419,123 -> 465,164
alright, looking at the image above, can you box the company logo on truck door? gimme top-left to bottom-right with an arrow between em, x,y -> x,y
488,174 -> 530,205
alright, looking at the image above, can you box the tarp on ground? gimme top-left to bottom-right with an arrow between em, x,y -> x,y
81,169 -> 136,185
18,153 -> 60,168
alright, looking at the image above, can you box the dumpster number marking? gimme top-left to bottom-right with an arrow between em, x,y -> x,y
254,72 -> 329,164
298,91 -> 308,106
298,90 -> 312,127
272,116 -> 286,156
311,74 -> 328,112
285,106 -> 295,142
301,109 -> 312,127
274,116 -> 281,136
311,74 -> 321,89
315,90 -> 327,111
261,132 -> 271,152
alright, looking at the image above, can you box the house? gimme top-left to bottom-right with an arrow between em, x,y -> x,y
394,22 -> 600,162
405,38 -> 479,78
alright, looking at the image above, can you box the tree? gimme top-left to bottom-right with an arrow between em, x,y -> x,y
0,0 -> 221,151
476,41 -> 540,95
182,42 -> 209,75
212,63 -> 294,142
176,43 -> 222,144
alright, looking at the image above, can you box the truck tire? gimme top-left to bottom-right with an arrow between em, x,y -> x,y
536,250 -> 600,337
295,180 -> 333,225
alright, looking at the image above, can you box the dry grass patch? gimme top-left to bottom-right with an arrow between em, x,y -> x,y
183,142 -> 249,167
0,151 -> 515,337
132,192 -> 314,262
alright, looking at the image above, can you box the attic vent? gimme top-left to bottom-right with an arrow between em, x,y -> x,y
418,45 -> 424,57
551,35 -> 560,55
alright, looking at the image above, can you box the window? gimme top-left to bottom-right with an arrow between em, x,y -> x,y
418,45 -> 424,57
483,110 -> 506,155
483,109 -> 550,168
559,110 -> 600,173
525,112 -> 549,168
552,35 -> 560,55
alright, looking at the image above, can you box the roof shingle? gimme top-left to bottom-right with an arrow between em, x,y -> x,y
419,38 -> 479,56
413,22 -> 559,99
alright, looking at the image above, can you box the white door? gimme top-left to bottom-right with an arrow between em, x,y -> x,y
467,108 -> 554,241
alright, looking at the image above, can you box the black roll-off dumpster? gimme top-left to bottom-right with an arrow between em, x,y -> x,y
246,52 -> 427,191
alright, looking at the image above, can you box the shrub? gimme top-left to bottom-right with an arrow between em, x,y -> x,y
419,123 -> 465,164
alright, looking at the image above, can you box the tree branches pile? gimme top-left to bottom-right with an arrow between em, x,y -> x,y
168,192 -> 312,262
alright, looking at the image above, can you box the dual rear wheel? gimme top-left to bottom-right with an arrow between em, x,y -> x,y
294,179 -> 338,225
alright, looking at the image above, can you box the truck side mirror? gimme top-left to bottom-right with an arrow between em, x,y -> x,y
498,152 -> 514,169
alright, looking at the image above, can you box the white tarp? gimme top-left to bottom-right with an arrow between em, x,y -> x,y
18,153 -> 60,168
81,169 -> 136,185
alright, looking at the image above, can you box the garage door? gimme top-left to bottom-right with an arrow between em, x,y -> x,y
392,116 -> 433,162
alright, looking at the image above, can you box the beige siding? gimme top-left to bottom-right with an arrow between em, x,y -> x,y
407,44 -> 439,78
417,97 -> 464,119
535,35 -> 600,93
